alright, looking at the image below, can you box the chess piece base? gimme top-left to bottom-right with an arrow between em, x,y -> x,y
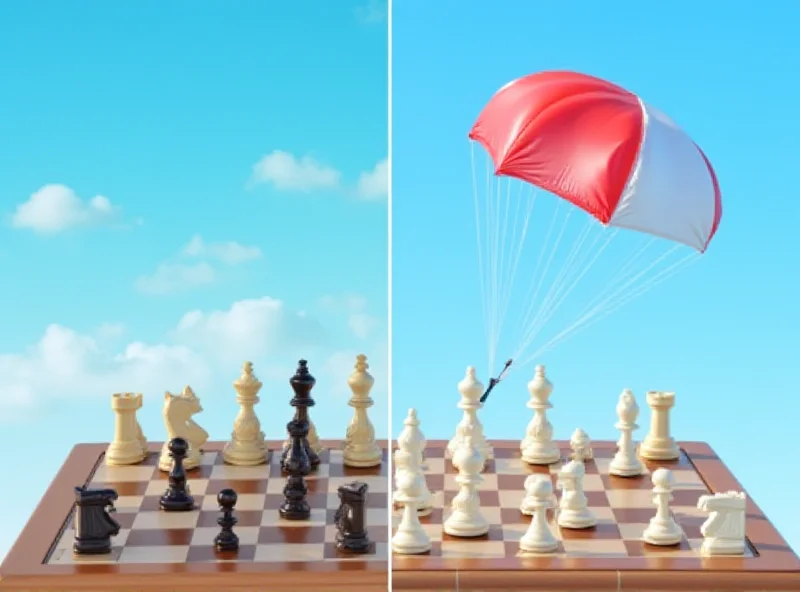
105,442 -> 145,466
222,441 -> 268,466
392,529 -> 432,555
700,537 -> 745,556
214,533 -> 240,552
609,456 -> 645,477
73,538 -> 112,555
639,438 -> 680,461
337,533 -> 372,554
519,533 -> 558,553
159,495 -> 195,512
343,447 -> 382,468
557,509 -> 597,529
279,501 -> 311,521
521,443 -> 560,466
443,513 -> 490,537
642,518 -> 683,546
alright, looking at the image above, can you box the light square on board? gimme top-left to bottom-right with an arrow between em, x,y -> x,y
261,507 -> 327,527
440,540 -> 506,559
423,457 -> 446,475
562,538 -> 629,558
190,525 -> 261,547
254,542 -> 324,563
92,463 -> 157,483
131,509 -> 201,530
208,464 -> 273,481
118,545 -> 190,563
605,488 -> 655,509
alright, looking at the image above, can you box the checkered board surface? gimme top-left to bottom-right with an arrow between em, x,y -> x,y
392,440 -> 755,564
47,444 -> 388,566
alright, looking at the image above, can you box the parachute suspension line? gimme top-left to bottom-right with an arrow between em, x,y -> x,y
470,142 -> 491,372
517,245 -> 694,365
518,224 -> 620,356
512,205 -> 574,361
525,249 -> 699,361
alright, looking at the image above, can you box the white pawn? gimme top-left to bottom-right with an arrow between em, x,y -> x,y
556,460 -> 596,529
443,435 -> 489,537
642,468 -> 684,545
569,428 -> 593,461
521,366 -> 560,465
391,449 -> 432,554
392,410 -> 433,516
610,389 -> 645,477
520,474 -> 556,516
519,475 -> 558,553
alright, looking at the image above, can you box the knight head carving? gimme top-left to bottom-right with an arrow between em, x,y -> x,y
164,386 -> 202,418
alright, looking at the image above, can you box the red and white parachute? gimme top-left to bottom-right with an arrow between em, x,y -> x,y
468,71 -> 722,376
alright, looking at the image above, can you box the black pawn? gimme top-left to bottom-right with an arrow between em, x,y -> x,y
159,437 -> 195,512
214,489 -> 239,551
279,418 -> 311,520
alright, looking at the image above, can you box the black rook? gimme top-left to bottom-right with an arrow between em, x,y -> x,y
334,481 -> 372,554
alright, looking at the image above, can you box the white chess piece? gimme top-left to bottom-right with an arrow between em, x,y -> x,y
106,393 -> 147,466
521,366 -> 560,465
639,391 -> 680,461
391,449 -> 432,554
392,410 -> 433,516
556,460 -> 596,529
134,394 -> 148,459
642,468 -> 684,545
447,367 -> 493,462
223,362 -> 268,466
443,435 -> 489,537
520,474 -> 556,516
343,354 -> 382,468
519,475 -> 559,553
609,389 -> 645,477
569,428 -> 593,460
159,386 -> 209,471
698,491 -> 747,556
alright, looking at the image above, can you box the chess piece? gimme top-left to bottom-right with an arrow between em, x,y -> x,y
223,362 -> 269,466
569,428 -> 593,461
106,393 -> 147,466
698,491 -> 747,556
556,460 -> 597,529
392,440 -> 433,516
639,391 -> 680,461
214,488 -> 240,552
159,386 -> 208,471
519,475 -> 559,553
134,394 -> 148,459
281,360 -> 321,471
279,417 -> 311,520
282,420 -> 324,457
391,450 -> 432,554
334,481 -> 373,554
159,437 -> 196,512
521,366 -> 560,465
642,468 -> 684,545
609,389 -> 645,477
520,473 -> 556,516
447,366 -> 493,462
72,487 -> 120,555
443,435 -> 489,537
343,354 -> 382,468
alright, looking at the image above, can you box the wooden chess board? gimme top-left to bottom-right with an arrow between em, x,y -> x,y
0,440 -> 388,592
391,440 -> 800,591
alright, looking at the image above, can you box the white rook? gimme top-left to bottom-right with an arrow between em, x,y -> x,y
639,391 -> 680,461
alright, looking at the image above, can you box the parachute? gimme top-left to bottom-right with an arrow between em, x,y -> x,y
468,71 -> 722,383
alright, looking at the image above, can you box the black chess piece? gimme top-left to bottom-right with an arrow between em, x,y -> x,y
159,437 -> 195,512
279,417 -> 311,520
334,481 -> 372,554
214,488 -> 239,551
72,486 -> 121,555
280,359 -> 320,471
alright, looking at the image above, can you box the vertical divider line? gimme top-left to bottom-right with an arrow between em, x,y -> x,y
386,0 -> 394,589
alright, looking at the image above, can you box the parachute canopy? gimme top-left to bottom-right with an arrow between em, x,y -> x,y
469,71 -> 722,252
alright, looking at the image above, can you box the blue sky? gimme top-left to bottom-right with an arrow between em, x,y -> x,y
0,0 -> 387,559
392,0 -> 800,553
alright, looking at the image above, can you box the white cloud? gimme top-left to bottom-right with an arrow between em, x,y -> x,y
319,292 -> 382,340
0,295 -> 385,415
182,235 -> 262,264
355,0 -> 387,24
11,184 -> 119,233
134,262 -> 215,295
356,159 -> 388,200
249,151 -> 341,192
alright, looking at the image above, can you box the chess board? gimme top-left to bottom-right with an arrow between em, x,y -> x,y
0,440 -> 388,592
392,440 -> 800,591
